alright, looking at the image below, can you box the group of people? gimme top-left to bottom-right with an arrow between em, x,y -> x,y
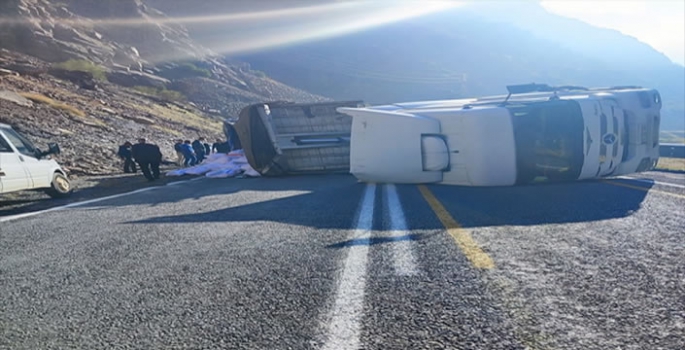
116,138 -> 163,181
117,135 -> 235,181
173,138 -> 231,167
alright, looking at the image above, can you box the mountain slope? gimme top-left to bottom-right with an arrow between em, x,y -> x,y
233,2 -> 684,130
464,1 -> 677,69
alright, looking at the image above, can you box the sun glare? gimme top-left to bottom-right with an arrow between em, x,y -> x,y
188,1 -> 462,61
0,1 -> 462,63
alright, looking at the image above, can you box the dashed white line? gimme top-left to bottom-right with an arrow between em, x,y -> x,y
385,184 -> 419,276
322,184 -> 375,350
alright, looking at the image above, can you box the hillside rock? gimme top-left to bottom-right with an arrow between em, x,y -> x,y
0,90 -> 34,108
0,68 -> 19,76
0,0 -> 209,68
47,68 -> 98,90
106,70 -> 169,89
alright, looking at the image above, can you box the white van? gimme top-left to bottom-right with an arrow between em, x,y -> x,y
0,123 -> 72,198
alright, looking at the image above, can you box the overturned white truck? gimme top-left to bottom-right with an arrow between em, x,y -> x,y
233,84 -> 661,186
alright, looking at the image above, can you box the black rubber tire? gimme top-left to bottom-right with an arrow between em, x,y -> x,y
45,172 -> 73,199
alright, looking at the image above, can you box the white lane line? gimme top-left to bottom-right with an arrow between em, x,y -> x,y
0,187 -> 156,224
322,184 -> 375,350
166,177 -> 203,186
385,184 -> 419,276
616,176 -> 685,189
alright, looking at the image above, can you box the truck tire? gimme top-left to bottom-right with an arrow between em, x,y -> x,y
45,172 -> 73,199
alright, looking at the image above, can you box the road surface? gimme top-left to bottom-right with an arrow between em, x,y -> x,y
1,172 -> 684,349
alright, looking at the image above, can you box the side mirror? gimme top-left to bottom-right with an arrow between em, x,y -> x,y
48,142 -> 61,155
36,143 -> 61,159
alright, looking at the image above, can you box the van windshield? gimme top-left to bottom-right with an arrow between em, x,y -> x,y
0,126 -> 38,157
508,99 -> 585,184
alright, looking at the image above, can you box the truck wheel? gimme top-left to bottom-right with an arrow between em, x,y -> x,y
45,172 -> 73,199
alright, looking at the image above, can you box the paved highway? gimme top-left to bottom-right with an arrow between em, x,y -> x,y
1,172 -> 684,349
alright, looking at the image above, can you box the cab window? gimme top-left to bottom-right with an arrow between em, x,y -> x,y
0,128 -> 37,157
0,134 -> 13,153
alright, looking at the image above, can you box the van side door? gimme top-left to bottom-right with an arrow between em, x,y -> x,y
0,130 -> 31,193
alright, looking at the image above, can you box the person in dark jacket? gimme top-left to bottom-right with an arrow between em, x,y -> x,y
131,138 -> 163,181
211,139 -> 221,153
117,141 -> 137,173
192,138 -> 206,163
225,123 -> 242,151
203,139 -> 211,156
180,140 -> 196,167
173,139 -> 184,166
213,138 -> 231,154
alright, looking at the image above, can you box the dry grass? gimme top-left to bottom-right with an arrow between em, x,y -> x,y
132,102 -> 221,133
18,92 -> 106,127
3,75 -> 87,103
19,92 -> 86,118
656,157 -> 685,172
152,125 -> 183,137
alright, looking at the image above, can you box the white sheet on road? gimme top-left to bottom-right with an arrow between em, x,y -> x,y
165,150 -> 261,178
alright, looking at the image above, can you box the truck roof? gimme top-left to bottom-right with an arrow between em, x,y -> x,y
368,85 -> 653,114
0,122 -> 11,129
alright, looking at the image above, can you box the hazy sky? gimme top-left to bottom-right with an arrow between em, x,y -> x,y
540,0 -> 685,66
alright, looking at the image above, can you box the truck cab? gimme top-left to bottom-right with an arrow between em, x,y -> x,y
0,123 -> 72,198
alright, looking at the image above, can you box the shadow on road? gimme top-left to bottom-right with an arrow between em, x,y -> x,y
325,233 -> 434,249
418,179 -> 652,229
124,174 -> 366,228
124,175 -> 652,230
0,172 -> 197,217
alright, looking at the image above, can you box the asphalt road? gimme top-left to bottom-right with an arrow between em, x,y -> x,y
1,171 -> 683,349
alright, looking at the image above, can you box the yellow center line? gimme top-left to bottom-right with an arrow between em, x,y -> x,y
602,180 -> 685,199
418,185 -> 495,270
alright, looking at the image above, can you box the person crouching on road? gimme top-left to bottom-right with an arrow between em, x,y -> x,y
131,138 -> 163,181
117,141 -> 137,173
173,139 -> 185,167
180,140 -> 196,167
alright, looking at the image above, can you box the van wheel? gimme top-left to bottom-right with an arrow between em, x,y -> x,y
45,172 -> 73,198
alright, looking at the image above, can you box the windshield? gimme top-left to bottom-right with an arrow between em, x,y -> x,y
508,100 -> 585,184
0,127 -> 38,157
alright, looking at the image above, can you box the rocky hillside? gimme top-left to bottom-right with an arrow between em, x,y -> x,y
0,0 -> 327,176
